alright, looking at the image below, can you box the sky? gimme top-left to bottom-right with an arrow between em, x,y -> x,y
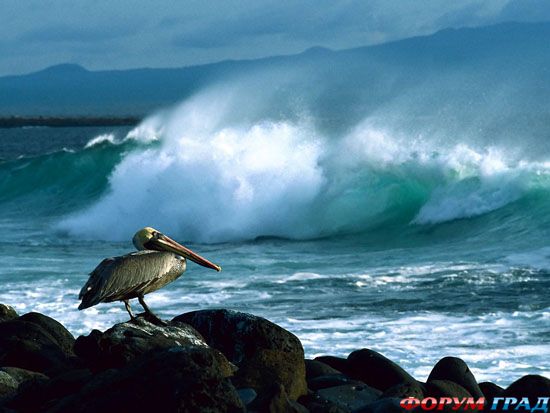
1,0 -> 550,76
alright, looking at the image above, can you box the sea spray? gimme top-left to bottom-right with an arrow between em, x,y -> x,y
53,90 -> 550,243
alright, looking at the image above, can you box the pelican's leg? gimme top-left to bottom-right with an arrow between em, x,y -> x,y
138,294 -> 165,325
123,299 -> 136,320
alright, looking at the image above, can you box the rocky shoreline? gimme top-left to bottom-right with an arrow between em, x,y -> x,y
0,303 -> 548,412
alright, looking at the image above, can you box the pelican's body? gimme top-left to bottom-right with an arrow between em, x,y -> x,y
78,227 -> 221,322
79,251 -> 186,309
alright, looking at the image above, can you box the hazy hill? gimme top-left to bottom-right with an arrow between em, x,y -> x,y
1,21 -> 549,124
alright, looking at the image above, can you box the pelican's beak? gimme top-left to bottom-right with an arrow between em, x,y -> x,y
154,233 -> 221,272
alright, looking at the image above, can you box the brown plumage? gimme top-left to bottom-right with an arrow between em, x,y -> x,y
77,227 -> 221,322
78,251 -> 186,310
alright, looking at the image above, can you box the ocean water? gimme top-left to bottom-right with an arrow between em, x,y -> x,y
1,91 -> 549,388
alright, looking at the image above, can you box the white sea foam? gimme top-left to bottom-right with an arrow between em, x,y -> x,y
277,272 -> 326,283
84,133 -> 118,148
58,86 -> 550,242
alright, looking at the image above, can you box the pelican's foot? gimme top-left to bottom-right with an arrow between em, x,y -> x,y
137,311 -> 168,326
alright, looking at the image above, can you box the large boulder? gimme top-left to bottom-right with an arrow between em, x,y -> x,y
427,357 -> 483,399
346,349 -> 416,392
33,347 -> 244,413
74,317 -> 207,370
174,309 -> 307,401
19,313 -> 76,355
502,375 -> 550,402
0,312 -> 77,375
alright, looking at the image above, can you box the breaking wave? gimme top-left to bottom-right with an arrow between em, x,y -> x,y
45,90 -> 550,243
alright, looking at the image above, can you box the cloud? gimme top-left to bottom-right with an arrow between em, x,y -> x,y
20,24 -> 137,44
1,0 -> 550,76
496,0 -> 550,21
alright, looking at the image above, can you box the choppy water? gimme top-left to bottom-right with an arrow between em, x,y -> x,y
1,113 -> 548,388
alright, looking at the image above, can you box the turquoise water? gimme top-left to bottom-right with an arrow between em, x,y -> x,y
0,107 -> 549,387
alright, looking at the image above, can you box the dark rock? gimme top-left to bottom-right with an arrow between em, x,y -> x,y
314,357 -> 349,375
7,368 -> 91,412
237,347 -> 306,403
354,397 -> 407,413
502,375 -> 550,401
0,316 -> 77,375
299,391 -> 348,413
427,357 -> 483,399
41,346 -> 244,413
237,388 -> 257,406
306,359 -> 343,380
0,367 -> 48,386
479,381 -> 503,399
382,381 -> 424,399
249,383 -> 309,413
346,349 -> 415,392
74,317 -> 207,370
308,374 -> 365,391
316,384 -> 381,412
0,367 -> 49,401
425,379 -> 472,398
19,313 -> 75,355
0,372 -> 18,398
0,305 -> 17,323
174,309 -> 307,400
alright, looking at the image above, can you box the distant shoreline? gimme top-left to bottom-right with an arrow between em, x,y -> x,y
0,116 -> 141,128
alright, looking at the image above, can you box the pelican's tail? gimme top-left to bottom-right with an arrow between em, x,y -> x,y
77,257 -> 114,310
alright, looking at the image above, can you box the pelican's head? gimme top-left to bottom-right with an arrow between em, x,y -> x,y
132,227 -> 221,272
132,227 -> 157,250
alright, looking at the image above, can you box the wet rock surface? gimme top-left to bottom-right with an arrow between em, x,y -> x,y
315,384 -> 381,412
0,313 -> 77,376
0,367 -> 48,400
74,317 -> 207,370
427,356 -> 484,399
425,379 -> 472,398
501,374 -> 550,401
382,380 -> 425,399
0,303 -> 547,412
174,309 -> 308,401
347,349 -> 416,392
479,381 -> 503,399
0,305 -> 17,323
0,371 -> 18,398
7,347 -> 242,413
314,356 -> 349,376
305,359 -> 343,380
308,374 -> 365,391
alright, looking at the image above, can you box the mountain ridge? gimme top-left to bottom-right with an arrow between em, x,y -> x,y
1,21 -> 549,117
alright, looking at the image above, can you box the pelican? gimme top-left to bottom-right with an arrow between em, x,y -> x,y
78,227 -> 221,323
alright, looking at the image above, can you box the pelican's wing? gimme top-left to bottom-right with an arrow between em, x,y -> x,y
78,251 -> 177,309
78,257 -> 119,309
